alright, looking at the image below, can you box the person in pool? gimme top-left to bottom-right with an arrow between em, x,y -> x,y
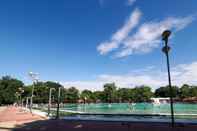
128,100 -> 135,111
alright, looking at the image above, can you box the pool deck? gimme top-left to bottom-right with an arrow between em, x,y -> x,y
0,106 -> 47,131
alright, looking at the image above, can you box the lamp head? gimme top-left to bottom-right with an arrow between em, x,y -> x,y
162,30 -> 171,41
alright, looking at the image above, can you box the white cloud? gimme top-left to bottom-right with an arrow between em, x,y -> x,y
97,9 -> 195,58
97,8 -> 142,55
116,16 -> 194,57
127,0 -> 136,6
63,81 -> 104,92
171,62 -> 197,86
62,61 -> 197,91
97,73 -> 164,90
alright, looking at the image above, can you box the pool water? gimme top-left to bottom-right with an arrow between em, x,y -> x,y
60,103 -> 197,116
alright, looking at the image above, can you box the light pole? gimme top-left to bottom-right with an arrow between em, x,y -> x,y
15,92 -> 20,105
26,97 -> 30,109
56,85 -> 61,119
29,72 -> 39,114
161,30 -> 175,127
48,88 -> 55,116
19,87 -> 24,106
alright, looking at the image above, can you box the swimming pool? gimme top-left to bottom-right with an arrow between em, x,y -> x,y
60,103 -> 197,115
57,103 -> 197,122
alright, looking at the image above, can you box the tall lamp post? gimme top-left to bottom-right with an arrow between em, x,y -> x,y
19,87 -> 24,106
48,88 -> 55,116
56,84 -> 61,119
15,92 -> 20,105
26,97 -> 31,109
29,72 -> 39,114
161,30 -> 175,127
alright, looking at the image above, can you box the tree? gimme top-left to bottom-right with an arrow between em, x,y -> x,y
45,81 -> 63,102
22,85 -> 32,99
190,86 -> 197,97
117,88 -> 131,102
155,86 -> 179,98
65,87 -> 79,103
22,81 -> 64,104
80,89 -> 93,103
0,76 -> 24,105
92,91 -> 105,102
179,84 -> 191,99
33,82 -> 49,103
132,86 -> 153,102
3,74 -> 197,105
103,83 -> 117,103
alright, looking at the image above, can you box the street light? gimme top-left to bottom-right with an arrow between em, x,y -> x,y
161,30 -> 175,127
56,83 -> 62,119
15,91 -> 20,105
29,72 -> 39,114
26,97 -> 31,109
48,88 -> 55,116
18,87 -> 24,106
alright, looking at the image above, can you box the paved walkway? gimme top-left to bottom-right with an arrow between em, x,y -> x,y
0,106 -> 45,131
0,106 -> 6,112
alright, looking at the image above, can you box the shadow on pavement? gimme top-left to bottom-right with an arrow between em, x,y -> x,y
12,119 -> 197,131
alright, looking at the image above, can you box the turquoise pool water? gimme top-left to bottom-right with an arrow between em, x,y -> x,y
61,103 -> 197,116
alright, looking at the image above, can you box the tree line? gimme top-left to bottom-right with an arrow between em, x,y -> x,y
0,76 -> 197,105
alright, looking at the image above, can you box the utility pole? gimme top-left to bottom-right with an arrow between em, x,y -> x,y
29,72 -> 39,114
26,97 -> 30,109
19,87 -> 24,106
48,88 -> 55,116
56,85 -> 61,119
161,30 -> 175,127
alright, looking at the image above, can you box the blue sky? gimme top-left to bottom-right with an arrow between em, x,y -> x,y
0,0 -> 197,91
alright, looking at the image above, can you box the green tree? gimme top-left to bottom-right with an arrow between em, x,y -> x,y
117,88 -> 131,102
190,86 -> 197,97
0,76 -> 24,105
65,87 -> 79,103
132,86 -> 153,102
45,81 -> 63,102
179,84 -> 191,99
92,91 -> 105,102
22,85 -> 32,98
32,82 -> 49,103
80,89 -> 93,103
103,83 -> 117,103
155,85 -> 179,98
22,81 -> 64,104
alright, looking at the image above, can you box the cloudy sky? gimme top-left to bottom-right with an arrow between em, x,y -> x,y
0,0 -> 197,91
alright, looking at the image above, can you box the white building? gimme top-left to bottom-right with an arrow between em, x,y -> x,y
151,97 -> 170,105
